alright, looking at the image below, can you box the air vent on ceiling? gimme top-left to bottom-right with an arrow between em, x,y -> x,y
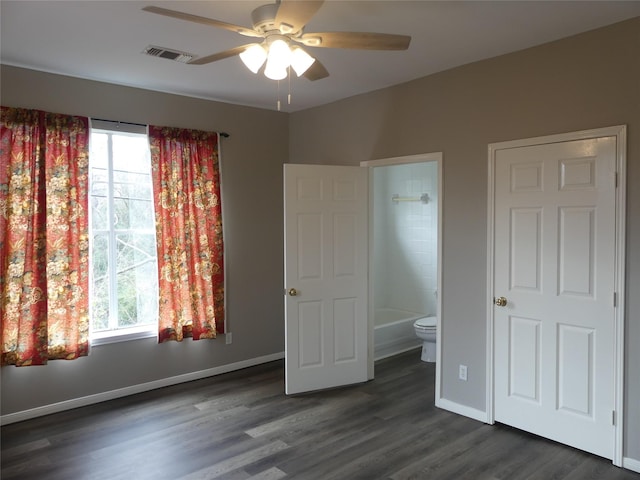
143,45 -> 194,63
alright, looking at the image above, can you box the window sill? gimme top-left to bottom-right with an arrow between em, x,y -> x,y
91,327 -> 157,346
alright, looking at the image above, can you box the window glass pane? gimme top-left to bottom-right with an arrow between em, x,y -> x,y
91,234 -> 110,332
115,233 -> 158,328
113,171 -> 153,199
91,193 -> 109,231
90,133 -> 108,169
90,133 -> 110,231
89,128 -> 157,338
112,168 -> 155,230
112,135 -> 150,173
113,197 -> 154,230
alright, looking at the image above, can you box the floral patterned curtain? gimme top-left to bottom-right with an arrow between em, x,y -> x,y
1,106 -> 90,366
148,126 -> 224,342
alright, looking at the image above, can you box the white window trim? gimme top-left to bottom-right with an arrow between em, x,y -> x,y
91,326 -> 157,346
89,119 -> 157,346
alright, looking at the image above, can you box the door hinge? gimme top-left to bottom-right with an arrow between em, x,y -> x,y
614,172 -> 618,188
612,410 -> 616,426
613,292 -> 617,307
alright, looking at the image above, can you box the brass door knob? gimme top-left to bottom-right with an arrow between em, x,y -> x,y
495,296 -> 507,307
288,288 -> 298,296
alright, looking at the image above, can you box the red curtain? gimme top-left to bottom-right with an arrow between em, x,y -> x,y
148,126 -> 225,342
1,106 -> 90,366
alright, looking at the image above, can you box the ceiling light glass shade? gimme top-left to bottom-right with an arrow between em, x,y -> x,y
239,44 -> 267,73
290,47 -> 315,77
264,39 -> 291,80
264,60 -> 288,80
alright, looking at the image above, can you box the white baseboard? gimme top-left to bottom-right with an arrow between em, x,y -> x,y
1,352 -> 284,426
623,457 -> 640,473
436,397 -> 489,423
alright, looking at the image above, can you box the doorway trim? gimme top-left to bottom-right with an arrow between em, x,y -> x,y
485,125 -> 627,466
361,152 -> 443,399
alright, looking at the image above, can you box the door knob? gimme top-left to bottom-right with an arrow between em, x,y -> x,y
288,288 -> 298,296
495,296 -> 507,307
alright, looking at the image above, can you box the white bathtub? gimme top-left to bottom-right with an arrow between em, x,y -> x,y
374,308 -> 425,360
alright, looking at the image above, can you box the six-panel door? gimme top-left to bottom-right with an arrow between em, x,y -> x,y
284,164 -> 368,395
493,136 -> 617,459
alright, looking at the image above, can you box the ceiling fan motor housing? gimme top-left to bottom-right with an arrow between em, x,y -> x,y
251,4 -> 279,33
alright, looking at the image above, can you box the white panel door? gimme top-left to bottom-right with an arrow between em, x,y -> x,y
493,136 -> 617,458
284,164 -> 368,395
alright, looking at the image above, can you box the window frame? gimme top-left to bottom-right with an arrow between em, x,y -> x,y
89,119 -> 158,345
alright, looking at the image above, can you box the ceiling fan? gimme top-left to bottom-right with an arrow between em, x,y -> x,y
142,0 -> 411,82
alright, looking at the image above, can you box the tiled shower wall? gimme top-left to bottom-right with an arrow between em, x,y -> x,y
373,162 -> 438,316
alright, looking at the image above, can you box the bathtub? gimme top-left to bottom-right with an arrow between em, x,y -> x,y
374,308 -> 425,360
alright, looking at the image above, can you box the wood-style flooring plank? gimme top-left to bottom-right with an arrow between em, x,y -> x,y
2,350 -> 639,480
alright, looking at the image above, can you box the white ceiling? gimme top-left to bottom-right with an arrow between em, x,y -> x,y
2,1 -> 639,112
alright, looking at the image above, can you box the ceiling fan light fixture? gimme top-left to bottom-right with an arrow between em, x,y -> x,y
264,38 -> 291,80
239,44 -> 267,73
290,46 -> 315,77
267,38 -> 292,69
264,59 -> 288,80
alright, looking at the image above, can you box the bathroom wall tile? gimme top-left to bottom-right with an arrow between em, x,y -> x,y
373,162 -> 438,317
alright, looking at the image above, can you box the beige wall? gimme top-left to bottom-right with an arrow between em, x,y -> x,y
0,66 -> 288,414
289,17 -> 639,462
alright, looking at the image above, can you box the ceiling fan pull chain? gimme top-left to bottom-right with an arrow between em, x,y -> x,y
277,79 -> 281,111
288,66 -> 292,105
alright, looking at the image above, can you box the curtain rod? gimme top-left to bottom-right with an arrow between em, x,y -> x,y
91,118 -> 230,138
91,118 -> 145,128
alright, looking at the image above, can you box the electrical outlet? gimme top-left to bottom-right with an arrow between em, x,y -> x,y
225,332 -> 232,345
459,364 -> 468,381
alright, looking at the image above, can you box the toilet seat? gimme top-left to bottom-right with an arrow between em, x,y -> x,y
414,316 -> 437,330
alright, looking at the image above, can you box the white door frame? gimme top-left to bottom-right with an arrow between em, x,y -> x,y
485,125 -> 627,466
361,153 -> 443,395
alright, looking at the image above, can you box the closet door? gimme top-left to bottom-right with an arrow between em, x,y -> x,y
492,134 -> 618,459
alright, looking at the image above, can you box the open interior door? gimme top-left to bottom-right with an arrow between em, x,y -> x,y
284,164 -> 368,395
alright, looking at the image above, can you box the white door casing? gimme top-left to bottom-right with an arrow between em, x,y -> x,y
360,152 -> 443,388
488,126 -> 626,463
284,164 -> 369,395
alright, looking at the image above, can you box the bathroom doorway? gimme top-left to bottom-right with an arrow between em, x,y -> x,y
361,153 -> 443,368
283,155 -> 442,395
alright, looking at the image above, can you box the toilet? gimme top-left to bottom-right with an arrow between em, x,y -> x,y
414,315 -> 437,362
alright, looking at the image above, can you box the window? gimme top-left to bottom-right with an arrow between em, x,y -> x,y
89,122 -> 158,343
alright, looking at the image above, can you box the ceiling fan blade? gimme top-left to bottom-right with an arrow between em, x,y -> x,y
298,31 -> 411,50
303,58 -> 329,81
275,0 -> 324,34
142,6 -> 263,38
188,45 -> 255,65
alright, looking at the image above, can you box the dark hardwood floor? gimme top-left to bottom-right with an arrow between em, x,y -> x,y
2,350 -> 638,480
